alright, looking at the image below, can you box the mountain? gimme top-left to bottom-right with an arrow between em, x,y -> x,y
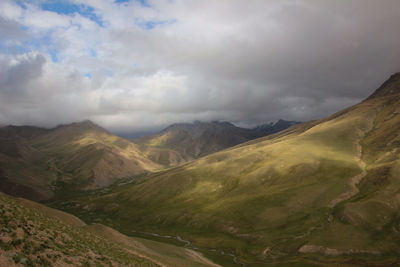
61,73 -> 400,266
252,119 -> 301,135
135,120 -> 299,166
30,120 -> 161,188
0,120 -> 161,201
0,118 -> 297,201
0,192 -> 219,266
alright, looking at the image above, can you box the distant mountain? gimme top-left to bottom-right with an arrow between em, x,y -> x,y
0,120 -> 160,200
135,120 -> 298,166
116,130 -> 158,140
253,119 -> 301,135
71,73 -> 400,265
0,117 -> 298,200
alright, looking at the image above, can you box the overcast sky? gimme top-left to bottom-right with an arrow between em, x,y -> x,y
0,0 -> 400,133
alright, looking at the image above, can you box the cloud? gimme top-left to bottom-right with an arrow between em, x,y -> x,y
0,16 -> 27,42
0,0 -> 400,133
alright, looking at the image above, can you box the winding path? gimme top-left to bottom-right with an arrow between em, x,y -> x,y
328,133 -> 367,208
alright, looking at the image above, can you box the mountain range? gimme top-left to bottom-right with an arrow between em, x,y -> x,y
0,118 -> 296,201
1,73 -> 400,266
135,120 -> 300,166
50,73 -> 400,266
0,120 -> 160,200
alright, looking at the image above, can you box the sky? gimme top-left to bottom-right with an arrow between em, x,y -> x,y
0,0 -> 400,134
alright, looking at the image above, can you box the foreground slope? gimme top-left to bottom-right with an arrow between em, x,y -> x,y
135,120 -> 299,167
61,73 -> 400,266
0,192 -> 158,266
0,120 -> 161,200
0,192 -> 220,267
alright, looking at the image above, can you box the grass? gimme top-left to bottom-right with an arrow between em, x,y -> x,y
49,91 -> 400,266
1,192 -> 221,267
0,192 -> 159,266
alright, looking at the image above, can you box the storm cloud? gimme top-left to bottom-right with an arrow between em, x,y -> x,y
0,0 -> 400,133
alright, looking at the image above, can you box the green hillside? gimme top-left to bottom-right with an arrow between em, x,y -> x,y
135,120 -> 298,167
55,73 -> 400,266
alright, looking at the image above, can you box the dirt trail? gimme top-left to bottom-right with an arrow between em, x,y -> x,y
294,225 -> 323,240
329,114 -> 375,208
328,133 -> 367,208
184,249 -> 222,267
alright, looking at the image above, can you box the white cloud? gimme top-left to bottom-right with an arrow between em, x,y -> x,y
0,0 -> 400,133
0,1 -> 23,20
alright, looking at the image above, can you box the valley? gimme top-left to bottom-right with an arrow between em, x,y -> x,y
1,73 -> 400,266
1,1 -> 400,266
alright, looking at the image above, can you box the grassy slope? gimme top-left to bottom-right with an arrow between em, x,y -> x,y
0,192 -> 158,267
135,122 -> 272,167
31,121 -> 162,188
85,224 -> 220,267
0,127 -> 57,201
0,121 -> 162,200
0,192 -> 220,267
55,76 -> 400,266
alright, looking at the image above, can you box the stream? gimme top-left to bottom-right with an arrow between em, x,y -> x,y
138,231 -> 245,266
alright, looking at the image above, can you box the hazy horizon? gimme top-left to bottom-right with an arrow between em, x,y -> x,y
1,117 -> 303,138
1,0 -> 400,133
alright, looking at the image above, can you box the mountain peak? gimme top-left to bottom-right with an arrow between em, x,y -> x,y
55,120 -> 108,134
366,72 -> 400,100
253,119 -> 301,133
76,120 -> 101,128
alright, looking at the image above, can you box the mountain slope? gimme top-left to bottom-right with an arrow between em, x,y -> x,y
0,192 -> 159,266
61,73 -> 400,266
31,120 -> 161,189
0,120 -> 161,200
0,125 -> 57,201
135,120 -> 299,167
0,192 -> 219,267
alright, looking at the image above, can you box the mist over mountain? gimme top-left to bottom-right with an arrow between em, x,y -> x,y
252,119 -> 301,135
1,1 -> 400,266
1,1 -> 400,131
59,72 -> 400,266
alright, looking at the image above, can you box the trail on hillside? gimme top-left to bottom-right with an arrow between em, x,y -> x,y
328,118 -> 374,208
298,116 -> 379,256
328,134 -> 367,208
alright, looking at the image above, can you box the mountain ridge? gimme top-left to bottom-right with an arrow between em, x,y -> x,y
135,119 -> 300,166
0,117 -> 299,201
0,120 -> 161,200
366,72 -> 400,100
58,73 -> 400,266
